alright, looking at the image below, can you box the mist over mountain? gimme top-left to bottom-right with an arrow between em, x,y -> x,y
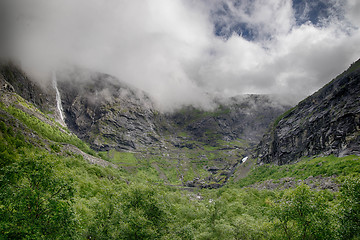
257,59 -> 360,165
1,0 -> 359,189
0,62 -> 291,190
1,1 -> 360,239
1,55 -> 360,240
2,0 -> 360,111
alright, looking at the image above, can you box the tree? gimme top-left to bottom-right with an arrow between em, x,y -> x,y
271,185 -> 336,240
0,153 -> 76,239
339,177 -> 360,240
119,184 -> 169,240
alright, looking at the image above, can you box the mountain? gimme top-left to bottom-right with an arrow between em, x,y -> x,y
256,59 -> 360,165
56,68 -> 162,151
0,63 -> 290,188
54,68 -> 290,152
1,61 -> 360,240
0,63 -> 56,114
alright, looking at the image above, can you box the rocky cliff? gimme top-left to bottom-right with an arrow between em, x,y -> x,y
0,63 -> 290,187
56,68 -> 164,151
54,67 -> 289,153
169,95 -> 288,146
0,63 -> 56,114
257,59 -> 360,165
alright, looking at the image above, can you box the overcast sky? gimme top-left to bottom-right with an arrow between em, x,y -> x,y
3,0 -> 360,111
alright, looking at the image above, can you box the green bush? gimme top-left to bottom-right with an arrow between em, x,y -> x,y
237,155 -> 360,187
271,185 -> 337,240
1,103 -> 360,239
1,104 -> 95,156
0,153 -> 76,239
339,177 -> 360,239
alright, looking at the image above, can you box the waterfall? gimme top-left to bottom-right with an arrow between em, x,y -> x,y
52,71 -> 65,123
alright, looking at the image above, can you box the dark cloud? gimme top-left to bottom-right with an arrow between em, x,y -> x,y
3,0 -> 360,111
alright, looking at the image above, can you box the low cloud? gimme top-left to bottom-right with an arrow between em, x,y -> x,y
4,0 -> 360,111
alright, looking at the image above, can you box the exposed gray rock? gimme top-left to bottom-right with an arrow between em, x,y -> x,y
169,95 -> 290,146
63,144 -> 118,168
56,68 -> 164,151
0,63 -> 293,187
0,63 -> 55,113
53,67 -> 291,154
257,59 -> 360,165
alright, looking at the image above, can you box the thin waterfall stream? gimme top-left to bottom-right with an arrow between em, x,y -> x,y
52,71 -> 65,123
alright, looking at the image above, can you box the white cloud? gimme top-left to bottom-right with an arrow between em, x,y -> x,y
5,0 -> 360,111
345,0 -> 360,26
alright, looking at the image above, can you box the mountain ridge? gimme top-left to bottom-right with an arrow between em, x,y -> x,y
256,58 -> 360,165
0,62 -> 291,188
2,59 -> 360,187
1,59 -> 360,239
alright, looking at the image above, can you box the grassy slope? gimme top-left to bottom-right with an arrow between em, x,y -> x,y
0,97 -> 274,239
2,82 -> 359,188
1,86 -> 360,239
232,155 -> 360,187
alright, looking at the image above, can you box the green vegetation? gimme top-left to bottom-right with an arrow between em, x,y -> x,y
100,150 -> 138,165
0,102 -> 96,156
235,155 -> 360,187
0,152 -> 76,239
1,122 -> 360,239
339,177 -> 360,239
270,185 -> 338,239
1,94 -> 360,239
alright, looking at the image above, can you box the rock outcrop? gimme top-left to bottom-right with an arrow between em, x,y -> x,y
0,63 -> 56,114
257,59 -> 360,165
54,67 -> 290,152
56,68 -> 163,151
0,63 -> 291,186
169,95 -> 289,146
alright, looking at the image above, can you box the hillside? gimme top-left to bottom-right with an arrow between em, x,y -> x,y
256,59 -> 360,165
0,61 -> 360,239
1,64 -> 290,188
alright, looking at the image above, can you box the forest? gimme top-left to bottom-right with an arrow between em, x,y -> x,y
0,107 -> 359,239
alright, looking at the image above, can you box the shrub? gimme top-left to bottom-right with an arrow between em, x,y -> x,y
339,177 -> 360,239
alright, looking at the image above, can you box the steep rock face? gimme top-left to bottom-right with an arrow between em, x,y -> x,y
1,63 -> 291,186
0,63 -> 55,113
257,60 -> 360,165
57,69 -> 163,151
169,95 -> 290,146
1,64 -> 290,153
53,67 -> 292,186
